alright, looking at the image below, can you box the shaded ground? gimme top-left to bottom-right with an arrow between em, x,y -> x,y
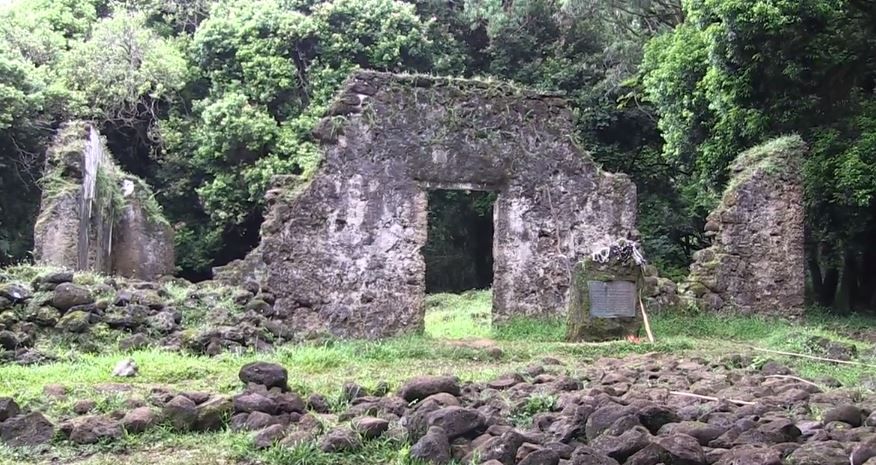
0,290 -> 874,464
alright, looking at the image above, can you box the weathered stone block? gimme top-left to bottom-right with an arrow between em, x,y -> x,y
566,240 -> 642,342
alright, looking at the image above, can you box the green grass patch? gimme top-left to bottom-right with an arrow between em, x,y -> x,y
424,290 -> 492,339
1,289 -> 875,464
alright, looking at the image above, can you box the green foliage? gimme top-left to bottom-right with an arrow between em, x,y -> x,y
511,393 -> 557,427
640,0 -> 876,309
58,9 -> 188,123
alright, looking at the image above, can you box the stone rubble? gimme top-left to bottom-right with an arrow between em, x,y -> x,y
0,354 -> 874,465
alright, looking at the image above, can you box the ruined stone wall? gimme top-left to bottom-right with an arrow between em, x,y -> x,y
250,71 -> 636,339
33,122 -> 174,280
681,136 -> 806,317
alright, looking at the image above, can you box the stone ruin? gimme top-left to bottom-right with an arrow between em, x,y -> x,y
221,71 -> 637,339
33,122 -> 174,280
681,136 -> 806,317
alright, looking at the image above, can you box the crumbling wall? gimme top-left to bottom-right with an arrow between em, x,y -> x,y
112,177 -> 176,280
33,122 -> 174,280
681,136 -> 806,317
243,71 -> 636,339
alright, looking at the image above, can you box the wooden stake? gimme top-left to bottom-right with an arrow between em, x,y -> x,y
638,293 -> 656,343
764,375 -> 822,389
750,346 -> 876,368
669,391 -> 756,405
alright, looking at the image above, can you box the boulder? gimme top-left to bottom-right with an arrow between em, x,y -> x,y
122,407 -> 158,434
51,283 -> 93,311
398,376 -> 461,402
194,395 -> 233,431
0,397 -> 21,421
62,415 -> 123,444
239,362 -> 288,390
252,424 -> 287,449
57,310 -> 92,333
319,427 -> 360,453
426,407 -> 486,440
353,416 -> 390,440
164,395 -> 197,431
410,426 -> 452,465
0,412 -> 55,447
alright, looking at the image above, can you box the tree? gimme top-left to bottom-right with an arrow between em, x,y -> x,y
641,0 -> 876,310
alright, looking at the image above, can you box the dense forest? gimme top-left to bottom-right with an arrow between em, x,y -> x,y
0,0 -> 873,311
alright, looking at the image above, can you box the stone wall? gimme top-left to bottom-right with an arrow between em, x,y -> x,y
33,122 -> 174,280
681,136 -> 806,317
237,71 -> 637,339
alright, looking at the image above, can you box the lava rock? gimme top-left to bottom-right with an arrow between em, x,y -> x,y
239,362 -> 288,390
194,395 -> 233,431
786,440 -> 850,465
233,392 -> 278,414
62,415 -> 123,444
426,407 -> 486,440
72,399 -> 96,415
252,424 -> 287,449
57,310 -> 92,333
51,283 -> 94,312
122,407 -> 158,434
713,444 -> 782,465
353,416 -> 390,440
519,448 -> 561,465
0,330 -> 17,350
0,397 -> 20,421
0,412 -> 55,447
410,426 -> 452,465
119,333 -> 150,351
164,395 -> 197,431
822,404 -> 864,427
319,427 -> 360,453
398,376 -> 461,402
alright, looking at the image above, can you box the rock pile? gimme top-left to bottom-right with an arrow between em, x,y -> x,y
0,270 -> 301,364
2,354 -> 875,465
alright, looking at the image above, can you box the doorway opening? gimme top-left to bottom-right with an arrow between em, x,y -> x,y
423,189 -> 496,293
423,189 -> 496,339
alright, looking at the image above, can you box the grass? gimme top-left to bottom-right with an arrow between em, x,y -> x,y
0,290 -> 874,465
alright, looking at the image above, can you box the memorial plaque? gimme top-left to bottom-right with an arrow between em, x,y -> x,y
588,280 -> 637,318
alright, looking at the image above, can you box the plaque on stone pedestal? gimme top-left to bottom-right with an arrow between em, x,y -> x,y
566,240 -> 644,342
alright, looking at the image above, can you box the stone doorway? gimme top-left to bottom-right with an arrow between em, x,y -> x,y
423,189 -> 496,294
220,71 -> 638,339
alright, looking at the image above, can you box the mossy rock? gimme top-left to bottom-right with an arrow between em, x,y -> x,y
57,310 -> 92,333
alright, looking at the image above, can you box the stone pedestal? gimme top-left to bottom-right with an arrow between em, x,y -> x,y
566,249 -> 642,342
